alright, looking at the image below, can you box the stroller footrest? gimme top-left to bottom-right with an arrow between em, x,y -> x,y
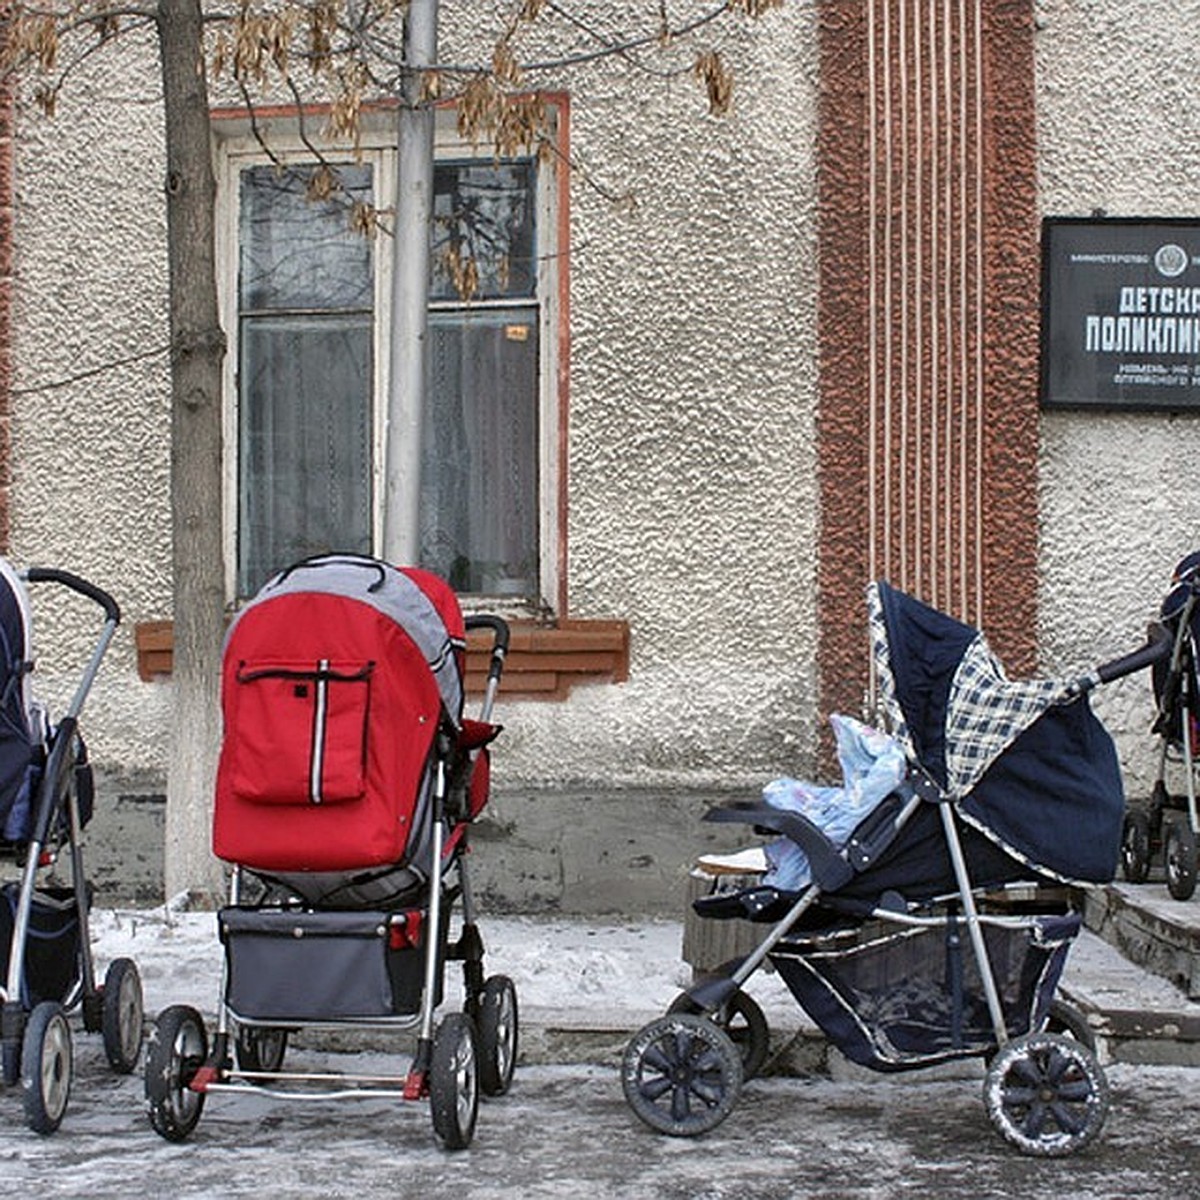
693,885 -> 797,923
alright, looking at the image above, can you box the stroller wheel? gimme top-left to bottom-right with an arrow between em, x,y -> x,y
622,1013 -> 743,1138
669,988 -> 770,1080
22,1002 -> 72,1135
144,1005 -> 208,1142
101,958 -> 144,1074
1044,998 -> 1096,1053
983,1031 -> 1108,1157
1165,819 -> 1198,901
475,975 -> 518,1097
1120,810 -> 1152,884
429,1012 -> 479,1150
235,1024 -> 288,1077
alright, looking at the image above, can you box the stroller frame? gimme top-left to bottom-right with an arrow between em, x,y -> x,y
622,587 -> 1169,1157
1121,558 -> 1200,899
0,566 -> 143,1135
144,576 -> 514,1152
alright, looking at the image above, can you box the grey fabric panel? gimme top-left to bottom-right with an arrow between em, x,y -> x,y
221,908 -> 395,1020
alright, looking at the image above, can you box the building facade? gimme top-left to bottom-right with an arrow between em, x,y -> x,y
2,1 -> 1198,901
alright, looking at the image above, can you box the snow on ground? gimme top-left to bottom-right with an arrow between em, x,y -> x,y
89,901 -> 719,1022
89,893 -> 1196,1033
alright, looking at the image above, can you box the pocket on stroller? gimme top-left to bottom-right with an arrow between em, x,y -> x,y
0,882 -> 81,1007
227,660 -> 375,806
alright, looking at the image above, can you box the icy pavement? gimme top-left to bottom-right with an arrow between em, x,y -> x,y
0,903 -> 1183,1197
1,1048 -> 1200,1198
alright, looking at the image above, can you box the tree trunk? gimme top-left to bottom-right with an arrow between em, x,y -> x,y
157,0 -> 227,905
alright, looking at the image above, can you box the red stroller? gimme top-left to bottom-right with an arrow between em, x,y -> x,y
143,555 -> 512,1150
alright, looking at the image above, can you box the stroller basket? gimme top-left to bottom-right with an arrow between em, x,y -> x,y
220,906 -> 441,1023
0,883 -> 81,1008
771,910 -> 1080,1071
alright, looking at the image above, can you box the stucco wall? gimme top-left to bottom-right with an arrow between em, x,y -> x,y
1035,1 -> 1200,797
9,8 -> 820,803
10,28 -> 174,765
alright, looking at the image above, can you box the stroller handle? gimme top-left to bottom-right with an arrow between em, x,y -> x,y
1084,623 -> 1172,689
24,567 -> 121,625
465,615 -> 509,722
466,614 -> 510,659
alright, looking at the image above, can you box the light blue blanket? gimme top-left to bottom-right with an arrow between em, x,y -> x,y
762,714 -> 907,891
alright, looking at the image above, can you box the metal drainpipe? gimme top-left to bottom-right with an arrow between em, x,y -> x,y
382,0 -> 438,565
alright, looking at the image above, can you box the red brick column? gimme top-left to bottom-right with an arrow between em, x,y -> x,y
817,0 -> 1040,760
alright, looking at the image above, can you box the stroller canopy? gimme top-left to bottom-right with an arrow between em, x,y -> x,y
213,555 -> 469,873
868,582 -> 1123,884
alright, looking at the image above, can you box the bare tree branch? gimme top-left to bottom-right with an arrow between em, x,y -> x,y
10,342 -> 170,396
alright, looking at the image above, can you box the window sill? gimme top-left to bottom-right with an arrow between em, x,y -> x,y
135,617 -> 630,700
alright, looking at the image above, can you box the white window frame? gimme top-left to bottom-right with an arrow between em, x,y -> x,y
212,105 -> 563,612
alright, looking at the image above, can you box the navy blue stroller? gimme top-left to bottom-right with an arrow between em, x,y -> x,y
622,582 -> 1167,1157
1121,551 -> 1200,899
0,560 -> 142,1134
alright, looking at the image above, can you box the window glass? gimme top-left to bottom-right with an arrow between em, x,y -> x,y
430,160 -> 536,301
237,165 -> 374,596
424,158 -> 540,597
422,309 -> 540,595
240,166 -> 373,309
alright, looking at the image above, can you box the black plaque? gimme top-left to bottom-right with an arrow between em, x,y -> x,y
1041,217 -> 1200,410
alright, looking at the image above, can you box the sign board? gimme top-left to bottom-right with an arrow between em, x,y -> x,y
1041,217 -> 1200,410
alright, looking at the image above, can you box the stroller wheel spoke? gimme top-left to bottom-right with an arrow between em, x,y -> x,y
642,1044 -> 674,1074
639,1076 -> 675,1102
1019,1101 -> 1049,1138
688,1077 -> 725,1106
1008,1057 -> 1044,1088
1001,1084 -> 1039,1107
690,1047 -> 726,1075
1050,1101 -> 1089,1136
1043,1047 -> 1076,1086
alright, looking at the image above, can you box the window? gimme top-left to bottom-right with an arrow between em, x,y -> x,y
215,108 -> 564,607
236,164 -> 376,596
425,159 -> 540,596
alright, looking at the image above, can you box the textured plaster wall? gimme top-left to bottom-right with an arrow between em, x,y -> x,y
10,9 -> 821,800
10,31 -> 173,770
1035,1 -> 1200,797
477,6 -> 822,790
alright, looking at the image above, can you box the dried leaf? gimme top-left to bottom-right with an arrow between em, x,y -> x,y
306,164 -> 336,201
350,200 -> 378,237
694,49 -> 733,116
728,0 -> 784,15
418,68 -> 441,104
34,82 -> 56,117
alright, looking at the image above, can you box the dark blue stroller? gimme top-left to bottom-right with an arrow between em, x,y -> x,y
622,582 -> 1168,1157
0,560 -> 142,1134
1120,551 -> 1200,899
